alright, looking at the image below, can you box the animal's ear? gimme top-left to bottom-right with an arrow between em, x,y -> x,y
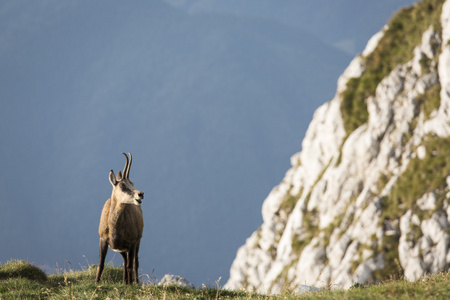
116,170 -> 123,181
109,170 -> 117,186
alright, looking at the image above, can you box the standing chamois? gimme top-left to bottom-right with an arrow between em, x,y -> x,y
95,153 -> 144,284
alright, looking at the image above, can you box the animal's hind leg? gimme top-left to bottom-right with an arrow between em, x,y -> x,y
95,238 -> 108,283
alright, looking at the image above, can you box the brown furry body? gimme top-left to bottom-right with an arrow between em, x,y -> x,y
95,153 -> 144,284
95,195 -> 144,284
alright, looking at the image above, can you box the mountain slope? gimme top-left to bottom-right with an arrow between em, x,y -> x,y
225,0 -> 450,293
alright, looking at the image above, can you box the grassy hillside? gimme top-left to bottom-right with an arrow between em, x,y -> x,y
1,260 -> 449,299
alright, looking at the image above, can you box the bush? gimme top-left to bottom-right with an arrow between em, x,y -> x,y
0,260 -> 47,282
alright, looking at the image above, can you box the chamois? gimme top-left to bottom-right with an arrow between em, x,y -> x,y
95,153 -> 144,284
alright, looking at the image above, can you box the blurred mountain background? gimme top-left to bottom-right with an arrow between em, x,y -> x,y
0,0 -> 415,285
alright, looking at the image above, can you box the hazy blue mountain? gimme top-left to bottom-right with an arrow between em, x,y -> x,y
0,0 -> 352,284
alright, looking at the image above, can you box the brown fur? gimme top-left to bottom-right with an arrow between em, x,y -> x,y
95,153 -> 144,284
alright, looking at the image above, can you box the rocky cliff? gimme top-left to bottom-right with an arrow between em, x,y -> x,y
225,0 -> 450,293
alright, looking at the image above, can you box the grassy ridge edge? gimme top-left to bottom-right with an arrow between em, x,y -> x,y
1,260 -> 450,299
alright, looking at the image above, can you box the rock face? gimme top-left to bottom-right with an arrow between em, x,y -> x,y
225,0 -> 450,294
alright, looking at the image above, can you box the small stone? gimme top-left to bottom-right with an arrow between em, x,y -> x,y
158,274 -> 195,288
417,145 -> 426,159
296,284 -> 322,295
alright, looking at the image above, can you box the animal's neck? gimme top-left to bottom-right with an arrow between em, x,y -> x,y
109,196 -> 127,225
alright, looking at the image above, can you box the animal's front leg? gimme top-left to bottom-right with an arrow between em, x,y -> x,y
95,238 -> 108,283
127,246 -> 136,284
121,252 -> 129,283
133,242 -> 140,284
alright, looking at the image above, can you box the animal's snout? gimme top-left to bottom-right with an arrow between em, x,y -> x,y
138,192 -> 144,199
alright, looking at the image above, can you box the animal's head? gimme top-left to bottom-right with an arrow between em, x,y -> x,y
109,153 -> 144,205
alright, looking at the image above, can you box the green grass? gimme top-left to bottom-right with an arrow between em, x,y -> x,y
0,260 -> 252,299
1,260 -> 450,299
416,85 -> 441,120
382,135 -> 450,222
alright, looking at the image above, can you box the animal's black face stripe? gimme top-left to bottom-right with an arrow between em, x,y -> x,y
119,183 -> 133,195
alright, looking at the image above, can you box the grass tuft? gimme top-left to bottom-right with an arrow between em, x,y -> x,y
0,260 -> 47,282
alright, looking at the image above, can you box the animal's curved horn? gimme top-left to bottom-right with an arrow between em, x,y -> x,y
126,152 -> 132,179
121,152 -> 129,179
